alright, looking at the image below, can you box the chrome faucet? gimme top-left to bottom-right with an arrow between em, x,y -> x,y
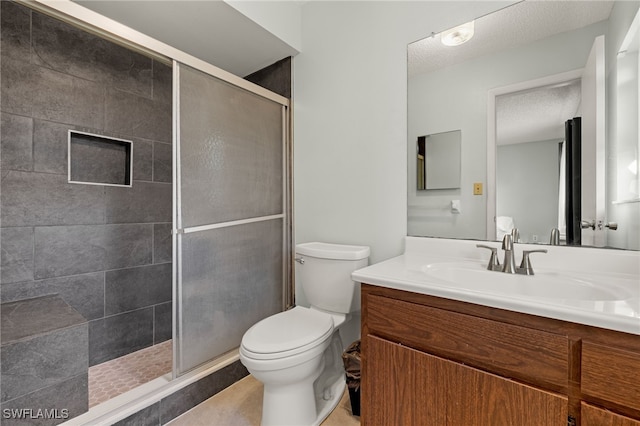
501,234 -> 517,274
549,228 -> 560,245
478,234 -> 547,275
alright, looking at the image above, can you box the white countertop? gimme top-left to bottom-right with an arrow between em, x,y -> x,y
353,237 -> 640,336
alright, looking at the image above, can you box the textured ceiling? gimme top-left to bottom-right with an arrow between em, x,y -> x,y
409,1 -> 614,148
408,1 -> 614,77
496,79 -> 582,145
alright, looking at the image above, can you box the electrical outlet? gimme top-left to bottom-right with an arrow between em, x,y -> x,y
473,183 -> 483,195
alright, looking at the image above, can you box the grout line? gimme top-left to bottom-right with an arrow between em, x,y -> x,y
95,302 -> 170,322
3,221 -> 170,229
102,271 -> 106,318
151,221 -> 155,264
152,304 -> 156,344
151,140 -> 155,182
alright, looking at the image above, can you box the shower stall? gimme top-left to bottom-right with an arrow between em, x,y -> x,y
173,63 -> 288,376
0,1 -> 291,424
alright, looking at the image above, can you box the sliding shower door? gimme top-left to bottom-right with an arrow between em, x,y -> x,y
173,62 -> 288,376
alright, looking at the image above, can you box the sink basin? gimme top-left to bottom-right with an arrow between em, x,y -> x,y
421,262 -> 633,301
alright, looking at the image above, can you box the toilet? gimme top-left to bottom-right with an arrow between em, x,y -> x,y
240,242 -> 370,426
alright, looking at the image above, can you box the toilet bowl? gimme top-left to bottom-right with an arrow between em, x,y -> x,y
240,307 -> 342,426
240,242 -> 370,426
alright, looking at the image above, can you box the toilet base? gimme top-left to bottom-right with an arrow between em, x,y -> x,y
261,379 -> 318,426
256,332 -> 347,426
314,374 -> 346,426
259,370 -> 346,426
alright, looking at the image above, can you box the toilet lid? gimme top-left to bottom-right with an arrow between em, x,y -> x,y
242,307 -> 334,356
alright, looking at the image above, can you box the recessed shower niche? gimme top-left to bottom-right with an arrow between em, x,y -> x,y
68,130 -> 133,187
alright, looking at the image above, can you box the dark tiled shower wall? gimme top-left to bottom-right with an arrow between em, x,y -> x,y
0,1 -> 173,367
244,57 -> 292,99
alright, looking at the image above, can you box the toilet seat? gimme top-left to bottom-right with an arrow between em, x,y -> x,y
241,307 -> 334,360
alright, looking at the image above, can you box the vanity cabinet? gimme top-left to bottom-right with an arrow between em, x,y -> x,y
361,284 -> 640,425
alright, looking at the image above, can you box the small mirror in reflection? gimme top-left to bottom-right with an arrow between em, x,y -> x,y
417,130 -> 461,190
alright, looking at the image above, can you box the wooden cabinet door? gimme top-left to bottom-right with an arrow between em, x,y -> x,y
582,403 -> 640,426
364,335 -> 567,425
363,334 -> 422,424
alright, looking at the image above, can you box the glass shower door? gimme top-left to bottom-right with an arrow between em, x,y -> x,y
173,62 -> 287,376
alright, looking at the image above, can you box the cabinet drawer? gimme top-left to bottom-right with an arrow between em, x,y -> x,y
366,293 -> 569,389
582,402 -> 640,426
582,342 -> 640,412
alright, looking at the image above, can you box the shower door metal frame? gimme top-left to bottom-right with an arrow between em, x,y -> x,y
172,60 -> 292,378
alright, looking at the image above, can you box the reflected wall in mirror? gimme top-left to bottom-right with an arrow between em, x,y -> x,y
407,0 -> 640,250
495,76 -> 585,246
610,6 -> 640,250
417,130 -> 461,190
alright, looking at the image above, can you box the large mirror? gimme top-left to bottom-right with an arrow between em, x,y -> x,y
408,0 -> 640,250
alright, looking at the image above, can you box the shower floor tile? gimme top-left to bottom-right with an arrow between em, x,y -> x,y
88,340 -> 172,407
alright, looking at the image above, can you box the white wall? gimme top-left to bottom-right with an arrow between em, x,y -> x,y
292,2 -> 510,258
407,20 -> 608,241
606,1 -> 640,250
292,1 -> 512,306
497,139 -> 561,244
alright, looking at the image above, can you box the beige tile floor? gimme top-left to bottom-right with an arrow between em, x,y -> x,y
168,375 -> 360,426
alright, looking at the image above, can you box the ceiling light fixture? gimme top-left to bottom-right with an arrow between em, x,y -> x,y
441,21 -> 475,47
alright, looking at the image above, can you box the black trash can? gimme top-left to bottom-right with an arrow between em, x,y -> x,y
342,339 -> 361,416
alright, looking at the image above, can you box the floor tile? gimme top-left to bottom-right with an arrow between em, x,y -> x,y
167,375 -> 360,426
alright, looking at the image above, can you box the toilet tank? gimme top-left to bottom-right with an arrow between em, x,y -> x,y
295,242 -> 370,314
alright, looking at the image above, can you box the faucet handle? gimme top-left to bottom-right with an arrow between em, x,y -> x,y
476,244 -> 501,271
518,249 -> 548,276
